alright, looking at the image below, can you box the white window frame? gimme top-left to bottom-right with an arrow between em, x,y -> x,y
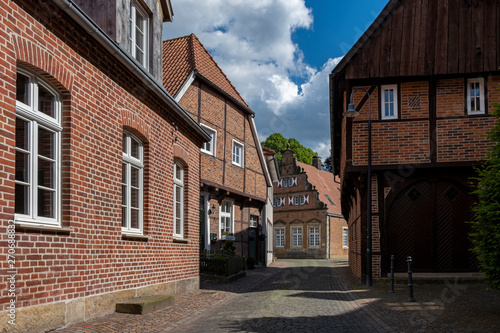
129,1 -> 149,68
381,84 -> 398,120
275,228 -> 285,248
309,226 -> 320,247
343,227 -> 349,249
250,215 -> 258,228
200,124 -> 217,156
173,161 -> 184,238
467,78 -> 485,115
15,69 -> 62,227
288,178 -> 293,187
232,140 -> 244,167
219,200 -> 234,237
282,177 -> 288,188
292,227 -> 302,248
122,131 -> 144,235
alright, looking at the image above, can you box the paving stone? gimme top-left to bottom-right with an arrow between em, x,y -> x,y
55,260 -> 500,333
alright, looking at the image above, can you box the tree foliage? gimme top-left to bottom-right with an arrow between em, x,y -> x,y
470,102 -> 500,290
261,133 -> 318,165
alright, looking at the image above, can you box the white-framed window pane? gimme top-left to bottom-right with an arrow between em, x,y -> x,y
275,228 -> 284,247
220,201 -> 233,234
250,215 -> 258,228
122,132 -> 143,234
343,228 -> 348,248
232,141 -> 243,166
129,2 -> 148,67
173,161 -> 184,238
37,188 -> 54,218
292,228 -> 302,247
16,73 -> 29,105
309,227 -> 320,247
14,69 -> 61,226
467,78 -> 485,114
201,125 -> 216,156
381,85 -> 398,119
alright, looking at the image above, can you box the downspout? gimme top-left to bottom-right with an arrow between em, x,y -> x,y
52,0 -> 210,142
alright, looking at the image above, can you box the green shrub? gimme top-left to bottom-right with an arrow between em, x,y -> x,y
470,103 -> 500,290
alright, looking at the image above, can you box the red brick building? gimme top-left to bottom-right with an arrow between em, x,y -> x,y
273,150 -> 347,259
0,1 -> 210,332
330,0 -> 500,281
162,34 -> 272,263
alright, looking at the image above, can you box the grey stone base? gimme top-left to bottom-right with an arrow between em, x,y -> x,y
116,295 -> 175,314
0,276 -> 199,333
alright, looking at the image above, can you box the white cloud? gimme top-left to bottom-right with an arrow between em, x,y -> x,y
164,0 -> 342,157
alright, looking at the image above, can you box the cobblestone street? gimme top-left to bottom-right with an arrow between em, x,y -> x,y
56,259 -> 500,333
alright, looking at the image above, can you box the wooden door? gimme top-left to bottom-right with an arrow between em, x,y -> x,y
387,180 -> 476,272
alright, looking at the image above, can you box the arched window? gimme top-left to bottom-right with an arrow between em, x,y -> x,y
122,131 -> 144,234
15,68 -> 62,226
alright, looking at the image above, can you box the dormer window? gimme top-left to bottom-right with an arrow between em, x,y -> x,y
129,1 -> 149,68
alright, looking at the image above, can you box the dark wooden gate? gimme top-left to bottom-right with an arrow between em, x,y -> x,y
387,180 -> 477,272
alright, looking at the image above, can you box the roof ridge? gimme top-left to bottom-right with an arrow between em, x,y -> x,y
189,34 -> 249,108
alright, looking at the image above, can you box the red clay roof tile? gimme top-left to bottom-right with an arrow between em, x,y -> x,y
163,34 -> 249,108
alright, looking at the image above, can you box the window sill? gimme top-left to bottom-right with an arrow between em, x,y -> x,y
122,233 -> 149,241
173,237 -> 188,244
15,222 -> 74,234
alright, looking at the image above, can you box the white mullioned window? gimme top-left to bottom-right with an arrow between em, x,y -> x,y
15,69 -> 62,226
173,161 -> 184,238
309,226 -> 320,247
381,84 -> 398,119
122,131 -> 144,234
282,177 -> 288,188
201,124 -> 216,156
467,78 -> 485,115
343,227 -> 349,248
220,201 -> 233,236
275,228 -> 285,247
232,140 -> 244,167
129,1 -> 149,68
250,215 -> 258,228
292,227 -> 302,247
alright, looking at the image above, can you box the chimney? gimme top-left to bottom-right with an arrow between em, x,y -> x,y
312,156 -> 321,170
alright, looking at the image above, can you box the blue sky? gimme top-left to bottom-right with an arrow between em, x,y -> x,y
163,0 -> 388,159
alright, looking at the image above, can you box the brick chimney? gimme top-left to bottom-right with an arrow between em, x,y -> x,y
312,156 -> 321,170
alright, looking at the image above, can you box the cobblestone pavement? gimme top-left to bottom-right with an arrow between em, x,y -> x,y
55,259 -> 500,333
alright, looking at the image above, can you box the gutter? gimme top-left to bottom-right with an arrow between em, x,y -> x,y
52,0 -> 210,142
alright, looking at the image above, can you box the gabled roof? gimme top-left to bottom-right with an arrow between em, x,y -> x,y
332,0 -> 500,79
297,162 -> 343,217
163,34 -> 250,109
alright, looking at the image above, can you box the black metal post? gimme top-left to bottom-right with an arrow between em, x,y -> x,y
366,91 -> 372,288
407,256 -> 415,302
389,255 -> 395,293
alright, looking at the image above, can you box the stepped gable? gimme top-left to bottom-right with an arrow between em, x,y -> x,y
163,33 -> 249,108
297,161 -> 342,216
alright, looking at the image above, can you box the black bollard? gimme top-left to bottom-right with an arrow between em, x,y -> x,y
389,255 -> 395,293
407,256 -> 415,302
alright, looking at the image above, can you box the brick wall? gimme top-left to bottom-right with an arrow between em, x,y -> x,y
180,81 -> 267,202
353,121 -> 430,165
0,0 -> 203,326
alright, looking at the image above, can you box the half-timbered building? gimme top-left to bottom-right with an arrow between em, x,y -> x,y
330,0 -> 500,281
162,34 -> 273,264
